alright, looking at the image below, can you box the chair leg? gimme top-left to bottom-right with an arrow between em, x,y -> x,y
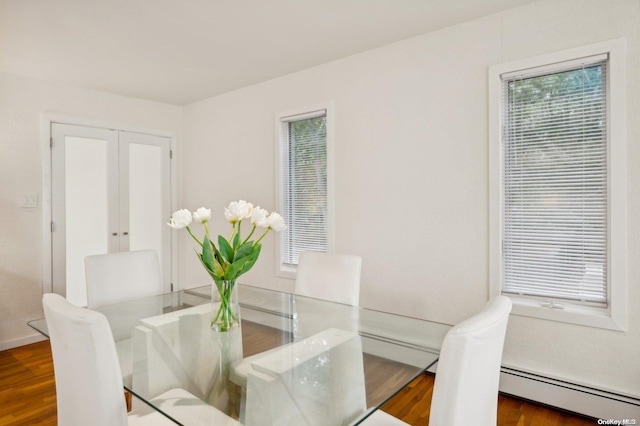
125,391 -> 132,412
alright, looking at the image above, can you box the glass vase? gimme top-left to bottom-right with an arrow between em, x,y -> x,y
211,279 -> 241,332
207,313 -> 243,416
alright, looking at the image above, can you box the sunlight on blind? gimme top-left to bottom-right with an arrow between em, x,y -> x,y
281,112 -> 327,266
501,56 -> 608,306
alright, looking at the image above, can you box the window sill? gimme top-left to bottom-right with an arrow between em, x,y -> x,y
507,295 -> 626,331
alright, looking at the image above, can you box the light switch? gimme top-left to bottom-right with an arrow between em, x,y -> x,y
20,195 -> 38,209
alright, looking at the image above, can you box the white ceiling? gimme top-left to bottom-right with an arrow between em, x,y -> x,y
0,0 -> 534,105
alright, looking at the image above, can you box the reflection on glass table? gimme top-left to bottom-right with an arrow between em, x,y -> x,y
29,284 -> 451,425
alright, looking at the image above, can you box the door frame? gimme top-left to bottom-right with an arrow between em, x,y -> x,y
41,113 -> 178,295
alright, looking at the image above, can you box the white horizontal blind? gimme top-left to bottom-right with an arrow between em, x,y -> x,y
280,111 -> 328,266
501,55 -> 608,305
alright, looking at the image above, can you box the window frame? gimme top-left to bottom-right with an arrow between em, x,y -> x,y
275,102 -> 334,279
489,39 -> 627,331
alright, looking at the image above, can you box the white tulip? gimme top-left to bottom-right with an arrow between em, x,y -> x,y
266,212 -> 286,232
193,207 -> 211,224
250,206 -> 269,228
167,209 -> 193,229
224,200 -> 254,223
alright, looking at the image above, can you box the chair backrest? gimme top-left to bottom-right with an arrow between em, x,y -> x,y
244,328 -> 367,426
43,293 -> 128,426
85,249 -> 162,308
428,295 -> 512,426
294,251 -> 362,306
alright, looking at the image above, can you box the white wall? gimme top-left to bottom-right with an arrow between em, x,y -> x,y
182,0 -> 640,398
0,71 -> 182,349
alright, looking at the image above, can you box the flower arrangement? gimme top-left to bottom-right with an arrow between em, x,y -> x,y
168,200 -> 286,331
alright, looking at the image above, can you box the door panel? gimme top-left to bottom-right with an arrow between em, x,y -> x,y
51,124 -> 172,305
51,124 -> 119,305
119,131 -> 171,290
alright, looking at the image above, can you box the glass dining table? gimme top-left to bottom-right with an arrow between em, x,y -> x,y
29,284 -> 451,425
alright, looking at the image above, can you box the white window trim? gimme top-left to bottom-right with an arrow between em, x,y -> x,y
488,39 -> 627,331
274,102 -> 335,279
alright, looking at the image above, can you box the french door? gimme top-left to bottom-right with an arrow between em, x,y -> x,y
51,123 -> 172,306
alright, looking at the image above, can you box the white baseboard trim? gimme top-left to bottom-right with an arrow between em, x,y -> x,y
499,366 -> 640,419
0,334 -> 47,352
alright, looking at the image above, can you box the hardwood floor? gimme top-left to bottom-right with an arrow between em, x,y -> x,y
0,341 -> 56,426
1,340 -> 597,425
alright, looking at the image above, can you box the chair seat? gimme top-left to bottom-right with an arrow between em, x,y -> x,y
129,388 -> 240,425
229,347 -> 284,423
242,329 -> 367,426
230,346 -> 284,387
362,410 -> 409,425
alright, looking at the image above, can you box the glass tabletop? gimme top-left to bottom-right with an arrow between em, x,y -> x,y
29,284 -> 451,425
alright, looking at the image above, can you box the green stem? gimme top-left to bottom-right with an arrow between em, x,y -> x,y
212,280 -> 238,331
242,225 -> 256,245
228,222 -> 237,242
255,228 -> 271,244
186,226 -> 203,247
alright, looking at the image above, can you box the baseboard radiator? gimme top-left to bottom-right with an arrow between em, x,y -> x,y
499,366 -> 640,419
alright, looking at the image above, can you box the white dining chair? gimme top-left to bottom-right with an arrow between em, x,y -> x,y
230,251 -> 362,421
85,249 -> 164,388
294,251 -> 362,306
43,293 -> 239,426
85,249 -> 163,308
428,295 -> 512,425
243,328 -> 367,426
363,295 -> 512,426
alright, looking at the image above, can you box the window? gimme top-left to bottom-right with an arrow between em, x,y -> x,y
503,56 -> 608,305
489,40 -> 627,330
276,103 -> 333,277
